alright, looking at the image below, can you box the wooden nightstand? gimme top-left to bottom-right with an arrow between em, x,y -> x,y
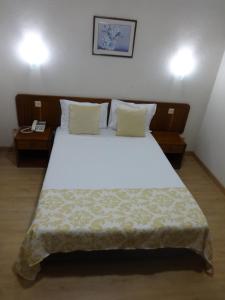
152,131 -> 186,169
15,128 -> 53,167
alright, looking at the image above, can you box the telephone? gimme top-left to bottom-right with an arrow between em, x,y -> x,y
31,120 -> 46,132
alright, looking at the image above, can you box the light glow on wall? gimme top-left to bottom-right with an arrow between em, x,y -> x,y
18,31 -> 49,67
169,47 -> 196,79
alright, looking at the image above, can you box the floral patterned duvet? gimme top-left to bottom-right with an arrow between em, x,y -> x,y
15,187 -> 212,280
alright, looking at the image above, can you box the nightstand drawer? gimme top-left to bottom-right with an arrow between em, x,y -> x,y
160,143 -> 185,154
16,140 -> 49,150
152,131 -> 186,169
15,127 -> 53,167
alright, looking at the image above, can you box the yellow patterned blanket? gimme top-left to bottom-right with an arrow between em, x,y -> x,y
15,187 -> 212,280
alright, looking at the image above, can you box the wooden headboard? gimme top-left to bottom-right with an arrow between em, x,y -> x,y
16,94 -> 190,133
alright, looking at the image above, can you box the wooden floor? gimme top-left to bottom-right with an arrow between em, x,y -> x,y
0,149 -> 225,300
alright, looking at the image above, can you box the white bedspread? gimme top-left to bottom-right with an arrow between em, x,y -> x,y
16,128 -> 213,280
43,128 -> 184,190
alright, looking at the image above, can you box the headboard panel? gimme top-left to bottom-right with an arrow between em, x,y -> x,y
16,94 -> 190,133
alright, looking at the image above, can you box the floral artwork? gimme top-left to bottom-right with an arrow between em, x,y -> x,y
97,24 -> 131,52
93,17 -> 137,57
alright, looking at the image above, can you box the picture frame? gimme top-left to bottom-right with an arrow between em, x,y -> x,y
92,16 -> 137,58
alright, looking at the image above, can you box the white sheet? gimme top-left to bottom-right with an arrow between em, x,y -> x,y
43,128 -> 184,190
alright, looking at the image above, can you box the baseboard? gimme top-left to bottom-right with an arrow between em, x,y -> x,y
184,151 -> 193,156
188,151 -> 225,195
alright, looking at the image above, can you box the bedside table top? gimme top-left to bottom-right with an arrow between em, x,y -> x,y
15,127 -> 52,141
152,131 -> 185,146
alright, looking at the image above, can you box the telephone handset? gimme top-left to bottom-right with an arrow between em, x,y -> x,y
31,120 -> 46,132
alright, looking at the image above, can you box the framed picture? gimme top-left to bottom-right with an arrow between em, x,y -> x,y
92,16 -> 137,58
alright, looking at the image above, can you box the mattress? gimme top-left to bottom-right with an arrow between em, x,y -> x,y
15,128 -> 212,280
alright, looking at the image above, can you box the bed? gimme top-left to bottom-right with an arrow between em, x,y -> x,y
15,127 -> 213,280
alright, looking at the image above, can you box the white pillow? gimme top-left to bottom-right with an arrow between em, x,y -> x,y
109,99 -> 157,131
60,99 -> 108,131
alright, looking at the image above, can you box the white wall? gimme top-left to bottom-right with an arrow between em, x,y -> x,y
1,0 -> 225,147
195,50 -> 225,187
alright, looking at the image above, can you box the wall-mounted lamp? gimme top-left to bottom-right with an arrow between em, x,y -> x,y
18,31 -> 49,67
169,47 -> 196,79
